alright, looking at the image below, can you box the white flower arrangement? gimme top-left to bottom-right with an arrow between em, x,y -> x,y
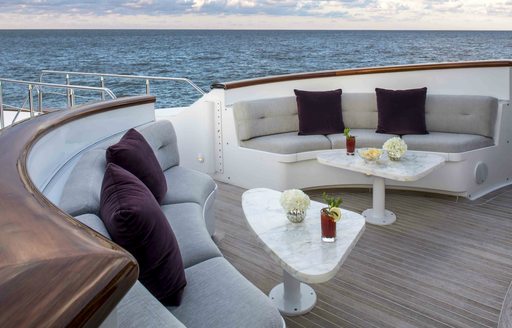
383,137 -> 407,159
280,189 -> 311,212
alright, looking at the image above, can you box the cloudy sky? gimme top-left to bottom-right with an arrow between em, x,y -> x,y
0,0 -> 511,29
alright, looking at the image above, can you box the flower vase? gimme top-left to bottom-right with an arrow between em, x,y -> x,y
388,153 -> 402,161
286,209 -> 306,223
321,209 -> 336,242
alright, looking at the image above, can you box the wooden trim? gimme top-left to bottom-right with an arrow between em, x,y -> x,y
0,96 -> 155,327
212,60 -> 512,90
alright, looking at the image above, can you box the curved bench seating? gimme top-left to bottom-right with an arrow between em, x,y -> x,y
234,93 -> 497,155
56,116 -> 283,327
230,92 -> 509,199
0,96 -> 283,327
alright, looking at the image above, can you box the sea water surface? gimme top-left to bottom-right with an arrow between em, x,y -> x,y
0,30 -> 510,108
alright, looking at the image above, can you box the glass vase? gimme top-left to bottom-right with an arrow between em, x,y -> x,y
286,209 -> 306,223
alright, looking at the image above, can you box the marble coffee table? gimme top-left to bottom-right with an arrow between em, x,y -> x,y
242,188 -> 365,316
317,150 -> 445,225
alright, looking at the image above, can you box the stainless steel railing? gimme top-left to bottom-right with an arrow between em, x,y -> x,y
0,78 -> 116,128
40,70 -> 206,104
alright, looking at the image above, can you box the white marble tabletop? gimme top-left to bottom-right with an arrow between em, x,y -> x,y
242,188 -> 365,284
317,150 -> 445,182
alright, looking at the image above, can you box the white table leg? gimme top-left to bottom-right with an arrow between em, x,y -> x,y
269,270 -> 317,316
362,176 -> 396,225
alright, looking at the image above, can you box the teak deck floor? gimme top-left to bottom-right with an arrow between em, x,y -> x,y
213,182 -> 512,328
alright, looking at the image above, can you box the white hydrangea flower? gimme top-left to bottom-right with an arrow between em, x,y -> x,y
280,189 -> 311,212
383,137 -> 408,159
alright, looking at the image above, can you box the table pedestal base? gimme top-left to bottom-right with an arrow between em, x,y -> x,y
269,270 -> 317,316
362,208 -> 396,225
363,176 -> 396,225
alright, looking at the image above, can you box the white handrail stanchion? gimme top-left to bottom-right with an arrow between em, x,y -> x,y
100,76 -> 105,101
28,84 -> 34,118
65,74 -> 71,108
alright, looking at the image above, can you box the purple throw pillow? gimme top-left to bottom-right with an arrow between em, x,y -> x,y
375,87 -> 428,135
294,89 -> 344,135
100,163 -> 186,306
106,128 -> 167,203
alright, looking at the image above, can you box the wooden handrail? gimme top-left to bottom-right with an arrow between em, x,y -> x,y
0,96 -> 155,327
212,60 -> 512,90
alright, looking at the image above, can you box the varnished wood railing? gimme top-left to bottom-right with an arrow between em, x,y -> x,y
0,96 -> 155,327
211,60 -> 512,90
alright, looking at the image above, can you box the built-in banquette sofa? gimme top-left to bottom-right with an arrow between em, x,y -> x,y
231,93 -> 510,199
58,120 -> 283,327
0,96 -> 283,327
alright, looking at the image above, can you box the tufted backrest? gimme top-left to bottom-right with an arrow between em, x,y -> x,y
233,96 -> 298,141
341,93 -> 378,129
425,95 -> 497,137
58,120 -> 179,217
233,93 -> 498,140
138,120 -> 179,171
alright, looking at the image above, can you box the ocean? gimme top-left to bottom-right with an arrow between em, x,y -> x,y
0,30 -> 510,108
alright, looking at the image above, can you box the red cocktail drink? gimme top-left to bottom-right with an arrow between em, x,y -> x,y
321,210 -> 336,242
346,136 -> 356,155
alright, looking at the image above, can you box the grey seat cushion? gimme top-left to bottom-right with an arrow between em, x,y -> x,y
119,281 -> 185,328
328,129 -> 398,149
161,203 -> 222,268
162,166 -> 217,207
403,132 -> 494,153
59,149 -> 106,216
74,213 -> 111,239
241,132 -> 331,154
168,257 -> 282,328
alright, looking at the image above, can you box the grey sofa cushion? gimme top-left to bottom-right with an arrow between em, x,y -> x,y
59,149 -> 106,216
119,281 -> 185,328
241,132 -> 331,154
234,96 -> 298,141
342,93 -> 378,129
168,257 -> 282,328
161,203 -> 222,268
162,166 -> 217,207
425,95 -> 497,137
403,132 -> 494,153
328,129 -> 398,149
74,213 -> 111,238
138,120 -> 180,170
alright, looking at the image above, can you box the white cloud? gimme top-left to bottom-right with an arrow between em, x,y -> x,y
0,0 -> 510,29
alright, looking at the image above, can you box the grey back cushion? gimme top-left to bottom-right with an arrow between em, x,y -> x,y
138,120 -> 180,171
59,120 -> 179,217
233,96 -> 298,141
233,93 -> 498,140
60,149 -> 106,216
342,93 -> 378,129
425,95 -> 497,137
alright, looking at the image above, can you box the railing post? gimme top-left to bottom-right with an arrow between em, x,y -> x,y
37,87 -> 43,113
28,84 -> 34,118
145,79 -> 150,95
0,81 -> 4,129
100,76 -> 105,101
68,89 -> 75,108
66,74 -> 71,108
